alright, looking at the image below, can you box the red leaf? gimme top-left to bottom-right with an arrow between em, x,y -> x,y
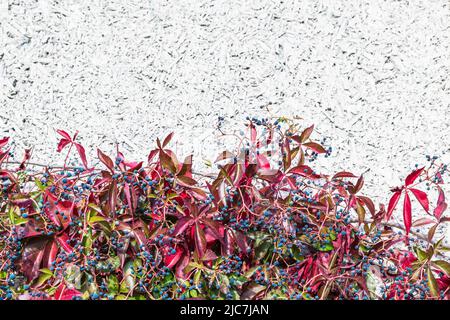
175,252 -> 190,279
350,175 -> 364,194
289,165 -> 321,179
177,175 -> 197,186
74,143 -> 88,169
223,229 -> 234,256
194,223 -> 207,258
0,137 -> 9,149
162,132 -> 174,148
53,284 -> 81,300
435,171 -> 444,184
43,192 -> 63,226
43,241 -> 58,269
403,192 -> 412,234
43,190 -> 74,229
434,187 -> 447,219
19,238 -> 47,281
202,218 -> 224,243
250,123 -> 257,143
56,129 -> 72,141
108,180 -> 118,214
56,138 -> 71,153
409,188 -> 429,213
256,153 -> 270,170
214,150 -> 234,163
97,149 -> 114,173
133,230 -> 147,248
18,148 -> 32,170
405,167 -> 424,186
412,217 -> 435,227
0,148 -> 10,165
202,249 -> 218,261
159,150 -> 177,173
299,124 -> 314,143
173,217 -> 193,237
358,195 -> 375,216
332,171 -> 357,179
147,149 -> 158,163
56,233 -> 74,254
156,137 -> 162,149
128,161 -> 143,172
302,142 -> 326,154
386,190 -> 402,221
164,246 -> 183,269
123,182 -> 134,214
178,155 -> 193,176
234,231 -> 250,254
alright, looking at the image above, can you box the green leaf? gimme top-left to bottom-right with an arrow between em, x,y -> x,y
427,267 -> 439,298
317,242 -> 334,252
88,203 -> 102,213
8,205 -> 28,225
39,268 -> 54,276
290,245 -> 304,261
365,266 -> 383,299
82,229 -> 93,254
35,178 -> 46,191
433,260 -> 450,276
255,242 -> 272,260
35,272 -> 52,287
415,247 -> 429,262
167,193 -> 178,200
121,261 -> 136,293
88,215 -> 106,224
359,245 -> 371,253
108,256 -> 121,270
219,274 -> 230,294
161,273 -> 174,286
108,275 -> 119,294
13,217 -> 28,225
193,270 -> 202,286
64,264 -> 81,289
47,286 -> 57,296
190,289 -> 198,298
231,275 -> 248,287
8,206 -> 16,224
203,159 -> 212,168
244,266 -> 259,279
97,220 -> 112,235
329,230 -> 337,241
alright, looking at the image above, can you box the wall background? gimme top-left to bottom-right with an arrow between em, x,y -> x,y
1,1 -> 449,222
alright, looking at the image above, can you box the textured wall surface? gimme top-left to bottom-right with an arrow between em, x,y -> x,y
1,0 -> 450,212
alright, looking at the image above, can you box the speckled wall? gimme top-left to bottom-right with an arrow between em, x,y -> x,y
1,0 -> 449,210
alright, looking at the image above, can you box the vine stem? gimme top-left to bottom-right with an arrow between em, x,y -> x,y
383,221 -> 450,252
3,160 -> 218,179
350,219 -> 450,253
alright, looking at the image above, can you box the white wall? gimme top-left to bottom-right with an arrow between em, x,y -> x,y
1,0 -> 449,211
